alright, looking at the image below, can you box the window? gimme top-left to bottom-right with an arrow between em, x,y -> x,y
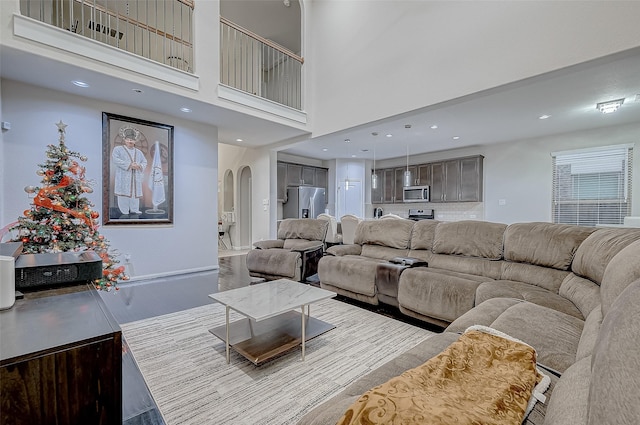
552,144 -> 633,226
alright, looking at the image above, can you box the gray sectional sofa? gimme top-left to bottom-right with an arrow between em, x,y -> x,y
299,218 -> 640,424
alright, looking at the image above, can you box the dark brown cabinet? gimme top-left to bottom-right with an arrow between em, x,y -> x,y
417,164 -> 431,186
277,162 -> 287,201
431,156 -> 483,202
0,286 -> 122,425
371,169 -> 384,204
459,156 -> 483,202
371,155 -> 483,204
278,162 -> 329,200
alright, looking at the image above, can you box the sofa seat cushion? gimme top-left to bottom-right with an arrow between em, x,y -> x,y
446,298 -> 525,334
543,356 -> 591,425
246,248 -> 301,280
449,298 -> 583,374
398,268 -> 491,322
318,255 -> 385,297
298,333 -> 459,425
488,302 -> 584,374
477,280 -> 584,319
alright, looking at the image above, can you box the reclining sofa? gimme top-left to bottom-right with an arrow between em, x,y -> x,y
299,218 -> 640,424
245,218 -> 328,282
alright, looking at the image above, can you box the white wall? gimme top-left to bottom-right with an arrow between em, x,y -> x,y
307,1 -> 640,138
1,79 -> 219,279
376,122 -> 640,224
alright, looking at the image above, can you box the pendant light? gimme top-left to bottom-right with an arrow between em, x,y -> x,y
403,144 -> 412,187
403,125 -> 413,187
371,133 -> 378,189
345,139 -> 350,191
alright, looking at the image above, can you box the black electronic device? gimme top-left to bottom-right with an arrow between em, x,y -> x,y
15,251 -> 102,290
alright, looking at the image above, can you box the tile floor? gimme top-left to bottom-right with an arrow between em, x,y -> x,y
99,254 -> 253,425
98,253 -> 441,424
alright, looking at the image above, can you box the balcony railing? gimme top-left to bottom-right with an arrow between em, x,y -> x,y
20,0 -> 194,72
220,17 -> 303,111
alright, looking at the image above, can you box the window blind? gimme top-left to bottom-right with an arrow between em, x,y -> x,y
552,144 -> 633,226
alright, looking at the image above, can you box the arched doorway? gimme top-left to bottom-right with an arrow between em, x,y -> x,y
238,166 -> 252,249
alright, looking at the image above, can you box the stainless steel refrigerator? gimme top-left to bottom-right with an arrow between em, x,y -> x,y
283,186 -> 326,219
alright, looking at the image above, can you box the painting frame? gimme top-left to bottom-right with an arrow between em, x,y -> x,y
102,112 -> 174,225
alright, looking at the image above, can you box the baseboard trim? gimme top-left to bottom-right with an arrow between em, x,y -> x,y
124,265 -> 220,283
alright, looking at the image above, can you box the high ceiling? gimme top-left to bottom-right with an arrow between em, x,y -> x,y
280,47 -> 640,162
2,2 -> 640,163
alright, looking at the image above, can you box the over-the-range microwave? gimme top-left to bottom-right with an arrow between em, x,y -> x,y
403,185 -> 430,202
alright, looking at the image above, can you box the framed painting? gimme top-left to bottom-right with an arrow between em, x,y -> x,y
102,112 -> 174,225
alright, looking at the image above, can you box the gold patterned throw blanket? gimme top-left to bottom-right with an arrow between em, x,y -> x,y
337,326 -> 550,425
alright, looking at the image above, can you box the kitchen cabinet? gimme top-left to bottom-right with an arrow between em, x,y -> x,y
286,164 -> 303,186
278,162 -> 329,201
459,156 -> 483,201
370,155 -> 483,205
301,166 -> 316,185
417,164 -> 431,186
431,156 -> 483,202
394,166 -> 418,203
382,168 -> 395,203
371,169 -> 384,204
314,168 -> 328,191
277,162 -> 287,201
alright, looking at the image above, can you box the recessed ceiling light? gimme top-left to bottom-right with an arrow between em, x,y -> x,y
351,154 -> 356,158
404,124 -> 412,129
344,139 -> 351,143
72,80 -> 89,88
430,125 -> 438,129
452,136 -> 460,140
236,138 -> 243,142
596,98 -> 625,114
132,88 -> 143,94
180,107 -> 192,113
386,134 -> 392,138
538,114 -> 551,120
361,149 -> 369,152
322,148 -> 328,152
371,132 -> 379,136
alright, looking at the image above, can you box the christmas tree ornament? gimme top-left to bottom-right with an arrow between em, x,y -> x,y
24,186 -> 36,193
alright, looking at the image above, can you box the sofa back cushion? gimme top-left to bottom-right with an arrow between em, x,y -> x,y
572,227 -> 640,285
409,220 -> 440,250
503,222 -> 595,270
588,279 -> 640,425
432,220 -> 507,260
600,238 -> 640,316
277,218 -> 328,242
354,218 -> 414,249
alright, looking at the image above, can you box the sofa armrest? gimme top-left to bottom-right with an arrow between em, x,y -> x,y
253,240 -> 284,249
326,244 -> 362,256
390,257 -> 428,267
288,240 -> 324,252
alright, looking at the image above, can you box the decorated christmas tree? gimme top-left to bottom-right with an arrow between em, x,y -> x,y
9,121 -> 127,291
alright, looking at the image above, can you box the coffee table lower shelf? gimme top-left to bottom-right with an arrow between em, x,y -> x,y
209,311 -> 335,365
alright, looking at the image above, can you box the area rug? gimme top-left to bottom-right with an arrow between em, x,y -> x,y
121,298 -> 434,425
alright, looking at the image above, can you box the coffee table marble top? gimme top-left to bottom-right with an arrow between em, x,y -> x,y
208,279 -> 336,321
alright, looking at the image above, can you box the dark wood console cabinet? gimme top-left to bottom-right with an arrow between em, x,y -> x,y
0,285 -> 122,425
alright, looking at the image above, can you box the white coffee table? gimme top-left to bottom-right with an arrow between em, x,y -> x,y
208,279 -> 336,365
